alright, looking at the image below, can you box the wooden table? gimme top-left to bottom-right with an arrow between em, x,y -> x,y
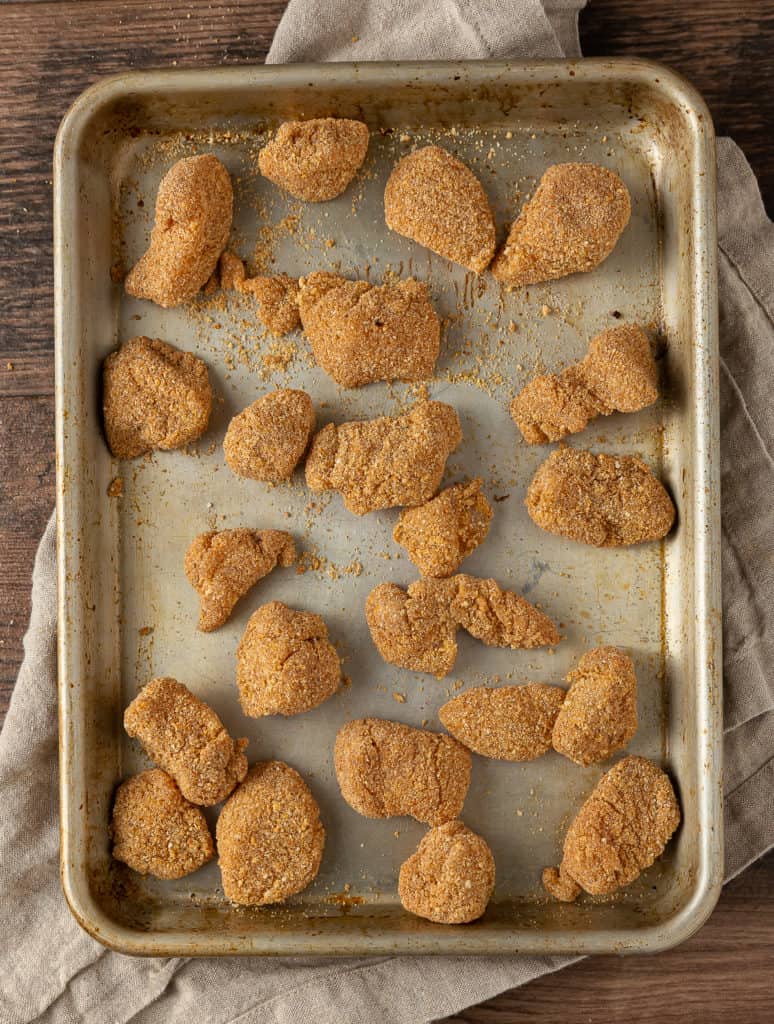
1,2 -> 772,1019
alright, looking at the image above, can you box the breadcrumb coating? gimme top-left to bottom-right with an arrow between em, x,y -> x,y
125,154 -> 233,307
185,528 -> 296,631
258,118 -> 369,201
511,325 -> 658,444
216,252 -> 301,336
305,400 -> 462,514
334,718 -> 471,826
124,677 -> 248,806
385,146 -> 496,272
217,761 -> 325,905
102,336 -> 212,460
492,163 -> 630,286
298,271 -> 440,387
399,821 -> 495,924
224,389 -> 315,483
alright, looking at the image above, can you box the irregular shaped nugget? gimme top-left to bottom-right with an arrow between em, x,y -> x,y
237,601 -> 341,717
102,336 -> 212,459
124,677 -> 248,805
224,390 -> 315,482
298,271 -> 440,387
258,118 -> 369,201
543,756 -> 680,902
399,821 -> 495,924
526,448 -> 676,547
393,479 -> 493,578
492,163 -> 631,287
185,528 -> 296,631
306,400 -> 462,514
366,575 -> 560,678
217,253 -> 302,337
511,325 -> 658,444
440,684 -> 565,761
111,769 -> 214,879
552,646 -> 638,766
334,718 -> 471,825
385,146 -> 496,271
217,761 -> 325,905
125,154 -> 233,307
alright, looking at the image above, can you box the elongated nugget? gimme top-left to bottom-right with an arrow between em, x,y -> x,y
258,118 -> 369,201
334,718 -> 471,825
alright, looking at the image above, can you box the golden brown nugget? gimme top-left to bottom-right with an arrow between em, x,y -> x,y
440,684 -> 566,761
125,154 -> 233,307
399,821 -> 495,924
185,528 -> 296,631
111,769 -> 214,879
334,719 -> 471,825
214,252 -> 301,336
237,601 -> 341,717
124,677 -> 248,805
526,448 -> 676,547
306,400 -> 462,514
224,389 -> 315,483
552,646 -> 638,766
385,146 -> 496,272
543,756 -> 680,902
492,163 -> 631,287
217,761 -> 325,905
511,325 -> 658,444
102,336 -> 212,460
297,271 -> 440,387
258,118 -> 369,201
393,480 -> 493,578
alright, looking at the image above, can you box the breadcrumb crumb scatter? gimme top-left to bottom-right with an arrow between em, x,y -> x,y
217,761 -> 325,905
258,118 -> 369,202
543,756 -> 680,901
526,447 -> 676,547
384,145 -> 496,272
334,718 -> 471,825
102,336 -> 212,459
111,769 -> 214,879
552,646 -> 638,766
125,154 -> 233,307
393,478 -> 493,577
224,389 -> 315,482
492,163 -> 631,287
237,601 -> 341,717
124,677 -> 248,805
440,683 -> 566,761
305,400 -> 462,514
511,324 -> 658,444
185,528 -> 296,631
399,821 -> 495,923
298,271 -> 440,387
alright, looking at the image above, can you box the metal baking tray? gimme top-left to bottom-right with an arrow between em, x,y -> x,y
54,59 -> 721,956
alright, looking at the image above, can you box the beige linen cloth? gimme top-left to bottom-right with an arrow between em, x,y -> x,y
2,2 -> 773,1021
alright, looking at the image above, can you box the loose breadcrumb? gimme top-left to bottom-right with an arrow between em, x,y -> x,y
258,118 -> 369,201
223,389 -> 315,482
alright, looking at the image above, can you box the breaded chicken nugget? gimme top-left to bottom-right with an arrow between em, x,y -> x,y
217,761 -> 325,905
224,389 -> 315,482
393,479 -> 493,578
511,325 -> 658,444
102,336 -> 212,459
526,448 -> 675,547
543,756 -> 680,901
111,769 -> 214,879
125,154 -> 233,307
240,273 -> 301,336
185,528 -> 296,631
399,821 -> 495,924
124,677 -> 248,805
334,718 -> 471,825
440,684 -> 565,761
305,400 -> 462,514
492,163 -> 630,287
298,271 -> 440,387
552,646 -> 638,766
385,146 -> 496,272
237,601 -> 341,717
258,118 -> 369,201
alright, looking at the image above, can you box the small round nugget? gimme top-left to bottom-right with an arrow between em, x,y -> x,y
224,389 -> 315,482
258,118 -> 369,201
